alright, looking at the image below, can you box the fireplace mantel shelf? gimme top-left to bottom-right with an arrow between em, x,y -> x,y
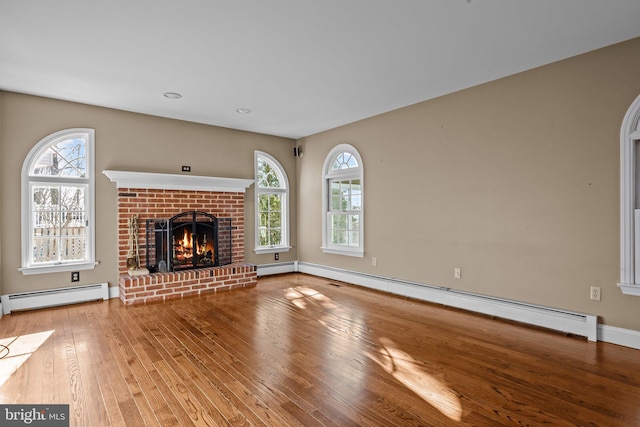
103,170 -> 254,193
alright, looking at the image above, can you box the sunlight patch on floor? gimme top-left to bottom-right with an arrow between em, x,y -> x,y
366,337 -> 462,422
0,330 -> 55,388
284,286 -> 337,310
284,286 -> 462,421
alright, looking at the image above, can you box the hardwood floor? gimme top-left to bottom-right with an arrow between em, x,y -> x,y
0,273 -> 638,426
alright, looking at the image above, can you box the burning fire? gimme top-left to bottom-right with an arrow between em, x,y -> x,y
174,229 -> 213,264
182,229 -> 193,252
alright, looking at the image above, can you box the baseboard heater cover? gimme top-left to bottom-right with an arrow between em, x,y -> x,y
257,261 -> 297,277
1,283 -> 109,314
298,262 -> 598,342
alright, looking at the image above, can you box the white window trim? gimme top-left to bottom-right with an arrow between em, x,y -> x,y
321,143 -> 364,257
619,94 -> 640,296
254,151 -> 291,254
19,128 -> 97,275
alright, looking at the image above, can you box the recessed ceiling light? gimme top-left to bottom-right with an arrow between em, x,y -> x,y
236,108 -> 252,114
163,92 -> 182,99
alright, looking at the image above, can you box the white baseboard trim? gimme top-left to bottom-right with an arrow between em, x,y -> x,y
598,324 -> 640,349
297,262 -> 601,342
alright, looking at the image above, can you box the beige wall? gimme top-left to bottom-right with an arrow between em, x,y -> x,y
2,38 -> 640,331
297,37 -> 640,330
0,93 -> 296,295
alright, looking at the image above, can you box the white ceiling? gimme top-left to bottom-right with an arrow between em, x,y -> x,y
1,1 -> 639,140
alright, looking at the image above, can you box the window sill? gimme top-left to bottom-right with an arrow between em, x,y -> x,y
20,261 -> 98,275
254,246 -> 291,255
321,247 -> 364,258
618,283 -> 640,296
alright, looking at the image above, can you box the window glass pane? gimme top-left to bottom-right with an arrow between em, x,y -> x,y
349,214 -> 360,230
32,231 -> 56,263
331,180 -> 342,210
330,213 -> 350,244
31,137 -> 87,178
270,212 -> 281,228
258,192 -> 283,246
269,230 -> 282,246
269,194 -> 281,211
347,155 -> 358,168
331,213 -> 347,230
331,152 -> 359,171
331,229 -> 347,245
344,181 -> 354,210
31,185 -> 87,263
257,158 -> 281,188
349,180 -> 361,210
61,227 -> 86,261
258,194 -> 269,214
351,194 -> 361,211
260,193 -> 282,213
330,179 -> 363,212
348,230 -> 359,247
328,213 -> 360,247
259,227 -> 269,246
259,212 -> 269,227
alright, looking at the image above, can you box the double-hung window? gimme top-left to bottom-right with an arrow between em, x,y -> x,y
254,151 -> 290,253
322,144 -> 364,257
20,128 -> 96,274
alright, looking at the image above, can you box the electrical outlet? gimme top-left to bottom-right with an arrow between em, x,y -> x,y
372,257 -> 377,266
71,271 -> 80,282
590,286 -> 601,301
454,267 -> 461,279
274,253 -> 279,261
182,165 -> 191,172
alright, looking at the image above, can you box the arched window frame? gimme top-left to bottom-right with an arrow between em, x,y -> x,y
322,144 -> 364,257
20,128 -> 96,275
618,94 -> 640,295
254,151 -> 291,254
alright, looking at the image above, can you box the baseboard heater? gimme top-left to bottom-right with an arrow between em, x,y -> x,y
1,283 -> 109,315
257,261 -> 297,277
298,262 -> 598,342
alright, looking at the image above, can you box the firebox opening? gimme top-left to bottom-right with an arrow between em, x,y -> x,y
172,223 -> 215,268
145,211 -> 232,273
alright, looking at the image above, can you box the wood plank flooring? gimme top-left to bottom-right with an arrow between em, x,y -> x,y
0,273 -> 638,426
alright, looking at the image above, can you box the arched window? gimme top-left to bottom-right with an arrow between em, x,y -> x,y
254,151 -> 290,253
20,128 -> 96,274
618,94 -> 640,295
322,144 -> 364,257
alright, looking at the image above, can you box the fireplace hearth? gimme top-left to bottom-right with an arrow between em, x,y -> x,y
145,211 -> 232,273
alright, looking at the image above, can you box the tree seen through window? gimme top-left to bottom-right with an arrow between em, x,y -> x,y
255,152 -> 289,251
21,128 -> 95,273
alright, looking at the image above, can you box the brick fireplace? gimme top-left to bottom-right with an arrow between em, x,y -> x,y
104,171 -> 256,305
